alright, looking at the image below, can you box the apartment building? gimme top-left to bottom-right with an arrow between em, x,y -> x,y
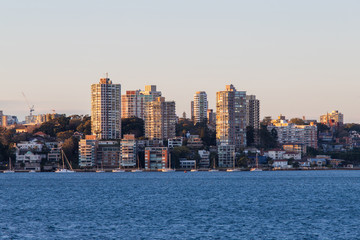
193,91 -> 208,124
91,76 -> 121,140
144,97 -> 176,140
216,84 -> 247,148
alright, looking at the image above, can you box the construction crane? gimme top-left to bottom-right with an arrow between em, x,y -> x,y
22,92 -> 35,117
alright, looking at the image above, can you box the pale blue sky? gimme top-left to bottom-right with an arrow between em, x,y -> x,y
0,0 -> 359,122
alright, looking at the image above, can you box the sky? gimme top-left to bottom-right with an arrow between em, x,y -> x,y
0,0 -> 359,122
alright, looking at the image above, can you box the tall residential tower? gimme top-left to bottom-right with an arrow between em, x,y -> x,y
216,84 -> 247,148
193,91 -> 208,124
91,76 -> 121,140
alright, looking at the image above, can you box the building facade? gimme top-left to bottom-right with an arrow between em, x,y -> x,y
267,120 -> 318,149
144,97 -> 176,140
79,135 -> 98,167
216,85 -> 247,148
91,77 -> 121,140
193,91 -> 208,124
121,90 -> 144,119
320,110 -> 344,126
246,95 -> 260,130
121,134 -> 137,168
218,144 -> 236,168
144,147 -> 168,170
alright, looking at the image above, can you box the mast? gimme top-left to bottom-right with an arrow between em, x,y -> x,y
9,157 -> 11,170
169,152 -> 171,169
256,153 -> 259,169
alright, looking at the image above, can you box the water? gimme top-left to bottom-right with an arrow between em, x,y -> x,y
1,171 -> 360,239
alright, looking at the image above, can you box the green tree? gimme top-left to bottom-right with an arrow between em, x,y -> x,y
121,117 -> 145,138
289,118 -> 306,125
246,126 -> 255,146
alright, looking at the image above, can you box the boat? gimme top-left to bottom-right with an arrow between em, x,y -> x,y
190,159 -> 198,172
250,153 -> 263,172
131,154 -> 143,173
112,158 -> 125,172
28,170 -> 36,173
227,151 -> 241,172
55,150 -> 75,173
3,157 -> 15,173
209,158 -> 219,172
96,158 -> 105,173
162,152 -> 175,172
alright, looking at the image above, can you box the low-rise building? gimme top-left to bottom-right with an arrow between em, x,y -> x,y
198,150 -> 210,168
79,135 -> 98,167
218,144 -> 235,168
272,160 -> 290,169
121,134 -> 137,168
144,147 -> 168,170
97,140 -> 121,168
168,137 -> 183,149
180,159 -> 196,169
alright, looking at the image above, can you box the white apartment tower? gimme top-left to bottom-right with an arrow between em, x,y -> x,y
91,76 -> 121,140
193,91 -> 208,124
216,85 -> 247,148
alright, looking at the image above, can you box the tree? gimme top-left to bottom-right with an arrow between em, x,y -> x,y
62,137 -> 79,168
289,118 -> 305,125
259,125 -> 278,149
121,117 -> 144,138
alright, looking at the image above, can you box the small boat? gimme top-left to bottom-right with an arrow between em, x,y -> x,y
209,158 -> 219,172
112,160 -> 125,172
28,170 -> 36,173
55,150 -> 75,173
132,155 -> 143,172
226,168 -> 241,172
96,159 -> 105,173
162,152 -> 175,172
226,151 -> 240,172
250,153 -> 262,172
3,158 -> 15,173
190,160 -> 198,172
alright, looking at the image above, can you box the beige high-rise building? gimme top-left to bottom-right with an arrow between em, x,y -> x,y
121,90 -> 144,119
320,110 -> 344,126
144,97 -> 176,140
246,95 -> 260,129
140,85 -> 162,104
121,85 -> 162,120
193,91 -> 208,124
91,77 -> 121,140
216,84 -> 247,148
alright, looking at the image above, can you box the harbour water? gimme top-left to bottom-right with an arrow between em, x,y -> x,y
1,171 -> 359,239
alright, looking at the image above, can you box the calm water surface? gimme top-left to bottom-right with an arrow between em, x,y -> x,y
0,171 -> 359,239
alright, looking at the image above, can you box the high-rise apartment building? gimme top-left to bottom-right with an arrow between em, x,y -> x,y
216,85 -> 247,148
121,90 -> 144,119
144,97 -> 176,140
246,95 -> 260,130
140,85 -> 162,104
193,91 -> 208,124
121,85 -> 162,120
320,110 -> 344,126
91,77 -> 121,140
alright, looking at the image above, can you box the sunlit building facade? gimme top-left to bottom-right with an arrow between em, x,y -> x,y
216,85 -> 247,148
91,77 -> 121,140
193,91 -> 208,124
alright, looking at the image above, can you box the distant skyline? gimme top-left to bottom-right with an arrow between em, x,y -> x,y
1,1 -> 359,122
